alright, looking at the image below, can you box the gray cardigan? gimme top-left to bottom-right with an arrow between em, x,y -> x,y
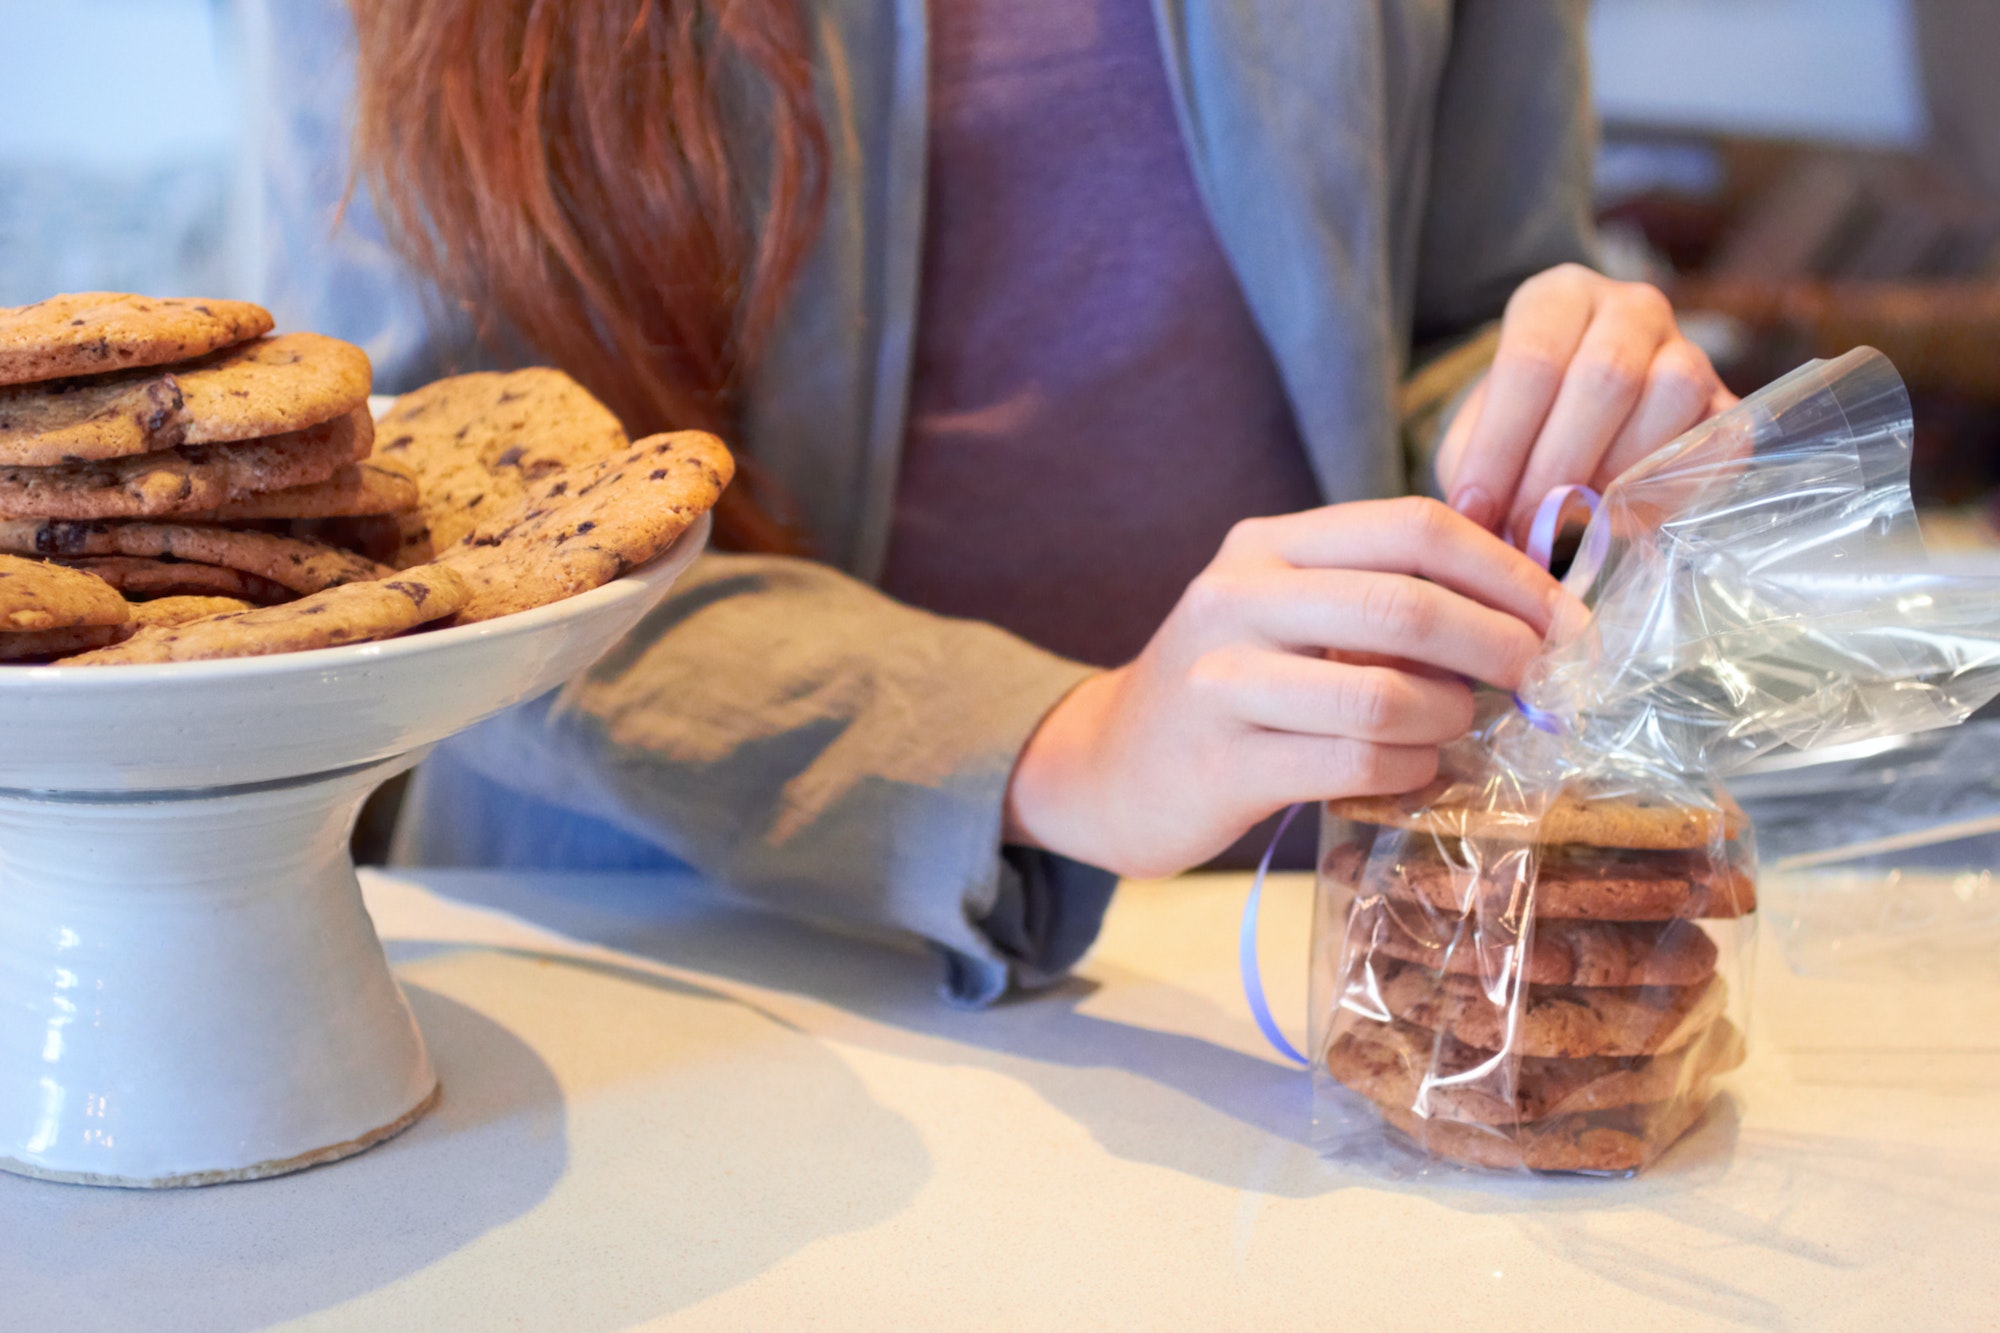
256,0 -> 1595,1002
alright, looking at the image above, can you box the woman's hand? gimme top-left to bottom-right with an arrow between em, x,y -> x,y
1002,498 -> 1562,878
1436,264 -> 1735,542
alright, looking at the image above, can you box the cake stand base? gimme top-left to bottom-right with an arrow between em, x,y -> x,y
0,755 -> 439,1187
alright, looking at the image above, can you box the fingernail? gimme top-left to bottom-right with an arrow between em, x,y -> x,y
1450,486 -> 1497,531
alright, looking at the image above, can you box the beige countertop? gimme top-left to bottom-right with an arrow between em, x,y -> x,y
5,866 -> 1998,1330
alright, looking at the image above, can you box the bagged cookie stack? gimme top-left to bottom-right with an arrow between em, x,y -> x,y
1313,780 -> 1755,1174
1291,348 -> 2000,1178
0,293 -> 423,659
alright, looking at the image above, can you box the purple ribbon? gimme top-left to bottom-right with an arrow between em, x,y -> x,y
1238,802 -> 1310,1066
1522,482 -> 1601,573
1513,484 -> 1602,735
1236,485 -> 1602,1065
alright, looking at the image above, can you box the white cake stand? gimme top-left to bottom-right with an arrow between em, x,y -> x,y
0,514 -> 708,1187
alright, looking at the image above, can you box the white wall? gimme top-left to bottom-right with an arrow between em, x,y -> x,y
0,0 -> 235,168
0,0 -> 245,303
1590,0 -> 1927,147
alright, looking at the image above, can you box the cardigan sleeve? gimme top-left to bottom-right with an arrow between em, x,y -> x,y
395,552 -> 1120,1006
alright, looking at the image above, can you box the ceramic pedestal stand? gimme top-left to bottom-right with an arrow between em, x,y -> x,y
0,516 -> 707,1187
0,755 -> 437,1186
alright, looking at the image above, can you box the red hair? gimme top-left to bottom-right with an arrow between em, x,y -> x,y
347,0 -> 827,552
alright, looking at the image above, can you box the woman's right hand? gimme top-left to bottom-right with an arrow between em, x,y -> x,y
1002,497 -> 1562,878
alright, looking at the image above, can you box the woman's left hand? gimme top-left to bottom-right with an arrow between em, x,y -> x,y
1434,263 -> 1736,542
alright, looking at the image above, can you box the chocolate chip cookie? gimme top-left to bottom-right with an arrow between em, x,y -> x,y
0,294 -> 272,386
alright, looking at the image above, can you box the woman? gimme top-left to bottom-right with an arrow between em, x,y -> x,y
259,0 -> 1729,1002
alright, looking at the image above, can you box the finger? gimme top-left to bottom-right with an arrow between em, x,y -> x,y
1252,497 -> 1561,635
1590,338 -> 1722,488
1506,284 -> 1675,538
1325,649 -> 1459,682
1445,266 -> 1596,530
1432,375 -> 1488,498
1243,568 -> 1546,689
1240,732 -> 1440,809
1200,648 -> 1477,744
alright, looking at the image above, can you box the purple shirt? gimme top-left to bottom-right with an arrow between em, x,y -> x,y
881,0 -> 1322,668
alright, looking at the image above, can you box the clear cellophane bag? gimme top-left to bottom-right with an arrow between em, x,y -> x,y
1309,348 -> 2000,1175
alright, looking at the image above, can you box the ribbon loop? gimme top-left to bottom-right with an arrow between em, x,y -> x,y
1514,484 -> 1603,737
1523,483 -> 1602,574
1237,803 -> 1311,1066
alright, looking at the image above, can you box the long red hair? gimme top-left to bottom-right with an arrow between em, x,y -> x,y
347,0 -> 827,553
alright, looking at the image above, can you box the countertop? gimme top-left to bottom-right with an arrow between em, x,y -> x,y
4,866 -> 1998,1331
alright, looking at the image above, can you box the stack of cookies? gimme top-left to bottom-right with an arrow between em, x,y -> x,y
0,295 -> 731,666
0,293 -> 423,658
1318,782 -> 1757,1174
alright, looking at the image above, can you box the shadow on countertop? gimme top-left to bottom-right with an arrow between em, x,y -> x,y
0,987 -> 565,1332
0,948 -> 934,1331
411,867 -> 1329,1187
398,869 -> 2000,1333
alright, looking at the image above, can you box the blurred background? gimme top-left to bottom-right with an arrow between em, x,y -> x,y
1,0 -> 1995,532
1589,0 -> 2000,547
